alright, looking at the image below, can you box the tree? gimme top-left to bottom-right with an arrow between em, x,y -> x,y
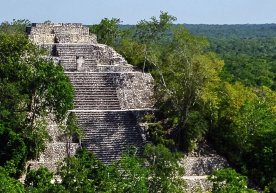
144,144 -> 185,193
0,32 -> 74,173
112,149 -> 149,193
134,11 -> 176,44
0,166 -> 24,193
0,19 -> 30,34
117,11 -> 176,71
24,167 -> 58,193
90,18 -> 121,46
209,168 -> 257,193
117,12 -> 224,151
0,124 -> 27,170
57,148 -> 107,193
151,26 -> 223,150
209,82 -> 276,188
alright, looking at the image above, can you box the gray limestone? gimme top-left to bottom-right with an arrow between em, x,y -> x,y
181,141 -> 229,192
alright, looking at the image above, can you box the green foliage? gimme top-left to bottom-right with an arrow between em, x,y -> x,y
117,38 -> 146,67
134,11 -> 176,44
0,31 -> 74,172
64,112 -> 83,143
144,144 -> 185,193
179,111 -> 208,151
218,52 -> 274,89
57,148 -> 106,193
116,17 -> 276,190
90,18 -> 121,46
0,166 -> 24,193
0,19 -> 30,35
25,167 -> 67,193
0,124 -> 27,171
151,26 -> 223,150
25,167 -> 55,193
117,11 -> 176,70
264,179 -> 276,193
208,168 -> 257,193
200,27 -> 276,90
186,24 -> 276,40
23,145 -> 184,193
209,82 -> 276,188
147,122 -> 169,145
112,149 -> 149,193
116,13 -> 223,152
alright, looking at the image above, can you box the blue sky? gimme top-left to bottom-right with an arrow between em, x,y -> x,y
1,0 -> 276,24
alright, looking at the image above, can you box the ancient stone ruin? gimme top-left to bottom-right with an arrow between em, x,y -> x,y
26,23 -> 228,192
182,141 -> 229,192
27,23 -> 154,169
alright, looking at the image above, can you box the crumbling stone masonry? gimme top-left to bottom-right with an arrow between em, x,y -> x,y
27,23 -> 154,167
181,141 -> 229,192
26,23 -> 227,192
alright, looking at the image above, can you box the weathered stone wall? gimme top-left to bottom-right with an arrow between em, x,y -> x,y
54,44 -> 128,71
181,141 -> 229,193
28,23 -> 97,44
26,116 -> 79,172
115,73 -> 155,109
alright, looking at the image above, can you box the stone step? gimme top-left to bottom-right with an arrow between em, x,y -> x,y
74,105 -> 121,109
82,132 -> 141,137
74,99 -> 120,103
65,73 -> 121,76
82,137 -> 142,142
74,95 -> 118,98
78,118 -> 136,122
73,86 -> 116,89
74,93 -> 118,97
74,95 -> 118,99
183,177 -> 212,193
183,156 -> 229,176
74,98 -> 120,105
74,99 -> 119,103
73,88 -> 117,91
69,77 -> 116,80
69,79 -> 115,82
81,127 -> 141,132
73,111 -> 144,163
80,126 -> 138,130
69,79 -> 116,83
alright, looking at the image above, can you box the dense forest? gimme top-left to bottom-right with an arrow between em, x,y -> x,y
0,13 -> 275,192
186,23 -> 276,192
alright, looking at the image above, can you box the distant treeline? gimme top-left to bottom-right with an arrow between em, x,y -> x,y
120,23 -> 276,39
184,24 -> 276,39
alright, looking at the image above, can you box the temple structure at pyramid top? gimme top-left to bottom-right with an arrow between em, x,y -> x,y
28,23 -> 97,44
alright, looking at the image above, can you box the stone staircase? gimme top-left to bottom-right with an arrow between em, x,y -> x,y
55,44 -> 128,71
75,111 -> 144,162
65,71 -> 146,162
66,72 -> 121,110
182,141 -> 229,192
